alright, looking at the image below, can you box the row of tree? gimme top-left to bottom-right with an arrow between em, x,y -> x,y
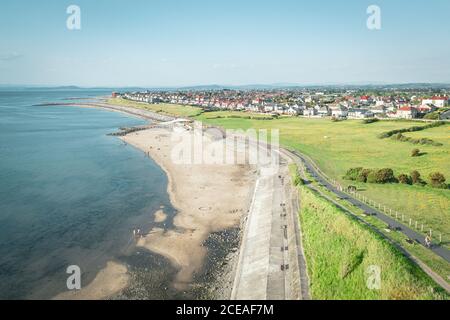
344,167 -> 447,189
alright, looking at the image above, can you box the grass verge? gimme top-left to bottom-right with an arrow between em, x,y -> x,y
298,186 -> 448,299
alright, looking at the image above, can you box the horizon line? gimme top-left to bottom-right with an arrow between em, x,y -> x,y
2,81 -> 450,90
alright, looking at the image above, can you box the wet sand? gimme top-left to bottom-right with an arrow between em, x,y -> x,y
123,126 -> 256,291
53,261 -> 129,300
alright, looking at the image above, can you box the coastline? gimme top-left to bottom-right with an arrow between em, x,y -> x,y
122,126 -> 257,294
52,101 -> 258,299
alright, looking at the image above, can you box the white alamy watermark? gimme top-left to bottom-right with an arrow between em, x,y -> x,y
66,5 -> 81,30
66,265 -> 81,290
366,5 -> 381,30
366,265 -> 381,290
170,122 -> 280,169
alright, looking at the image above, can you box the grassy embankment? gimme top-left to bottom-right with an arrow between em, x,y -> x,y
295,162 -> 450,288
297,185 -> 447,299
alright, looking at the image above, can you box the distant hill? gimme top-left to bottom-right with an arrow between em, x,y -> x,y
1,83 -> 450,91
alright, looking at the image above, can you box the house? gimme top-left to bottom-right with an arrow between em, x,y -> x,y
317,106 -> 330,117
330,105 -> 348,118
285,106 -> 300,116
264,104 -> 276,113
359,95 -> 371,105
374,98 -> 385,106
396,106 -> 418,119
303,107 -> 317,117
348,108 -> 374,119
246,104 -> 260,113
370,105 -> 386,116
421,96 -> 449,108
417,105 -> 436,116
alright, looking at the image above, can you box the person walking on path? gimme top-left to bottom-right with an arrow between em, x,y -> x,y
425,234 -> 432,248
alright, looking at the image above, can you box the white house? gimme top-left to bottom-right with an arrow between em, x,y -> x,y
317,106 -> 330,117
303,108 -> 317,117
421,96 -> 448,108
396,106 -> 418,119
285,106 -> 300,116
348,108 -> 374,119
330,105 -> 348,118
370,105 -> 386,116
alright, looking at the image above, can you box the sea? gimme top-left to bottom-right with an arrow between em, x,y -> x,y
0,88 -> 177,299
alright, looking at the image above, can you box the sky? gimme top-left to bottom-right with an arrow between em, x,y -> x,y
1,0 -> 449,87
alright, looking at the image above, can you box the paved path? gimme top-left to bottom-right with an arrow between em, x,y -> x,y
231,146 -> 310,300
288,150 -> 450,263
231,165 -> 289,300
284,149 -> 450,293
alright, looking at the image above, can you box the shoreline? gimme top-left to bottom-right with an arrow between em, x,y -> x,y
52,101 -> 258,299
122,126 -> 257,294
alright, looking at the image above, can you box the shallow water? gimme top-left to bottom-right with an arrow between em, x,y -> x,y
0,89 -> 175,299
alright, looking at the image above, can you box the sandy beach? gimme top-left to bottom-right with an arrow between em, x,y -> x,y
53,261 -> 129,300
122,125 -> 257,292
49,103 -> 258,299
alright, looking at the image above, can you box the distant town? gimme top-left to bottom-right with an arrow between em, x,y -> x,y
112,87 -> 450,120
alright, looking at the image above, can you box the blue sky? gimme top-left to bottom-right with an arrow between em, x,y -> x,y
1,0 -> 449,87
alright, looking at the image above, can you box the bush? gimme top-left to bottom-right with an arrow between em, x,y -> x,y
391,133 -> 442,146
345,167 -> 397,184
294,174 -> 304,186
423,112 -> 439,120
363,118 -> 379,124
366,171 -> 378,184
378,121 -> 447,139
411,170 -> 426,186
398,174 -> 412,185
429,172 -> 447,189
357,169 -> 373,183
344,167 -> 363,181
375,168 -> 397,184
411,149 -> 420,157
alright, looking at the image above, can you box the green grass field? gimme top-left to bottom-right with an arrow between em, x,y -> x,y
193,112 -> 450,239
298,186 -> 447,300
300,162 -> 450,284
200,110 -> 280,120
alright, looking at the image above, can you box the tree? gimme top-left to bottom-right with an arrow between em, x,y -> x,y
410,170 -> 425,186
429,172 -> 447,189
397,173 -> 412,185
357,169 -> 373,183
411,148 -> 420,157
375,168 -> 397,184
367,170 -> 378,184
344,167 -> 363,181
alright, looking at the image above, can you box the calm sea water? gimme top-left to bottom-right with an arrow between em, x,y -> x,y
0,89 -> 174,299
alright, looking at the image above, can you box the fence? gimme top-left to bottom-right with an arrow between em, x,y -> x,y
294,150 -> 448,247
329,178 -> 448,246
